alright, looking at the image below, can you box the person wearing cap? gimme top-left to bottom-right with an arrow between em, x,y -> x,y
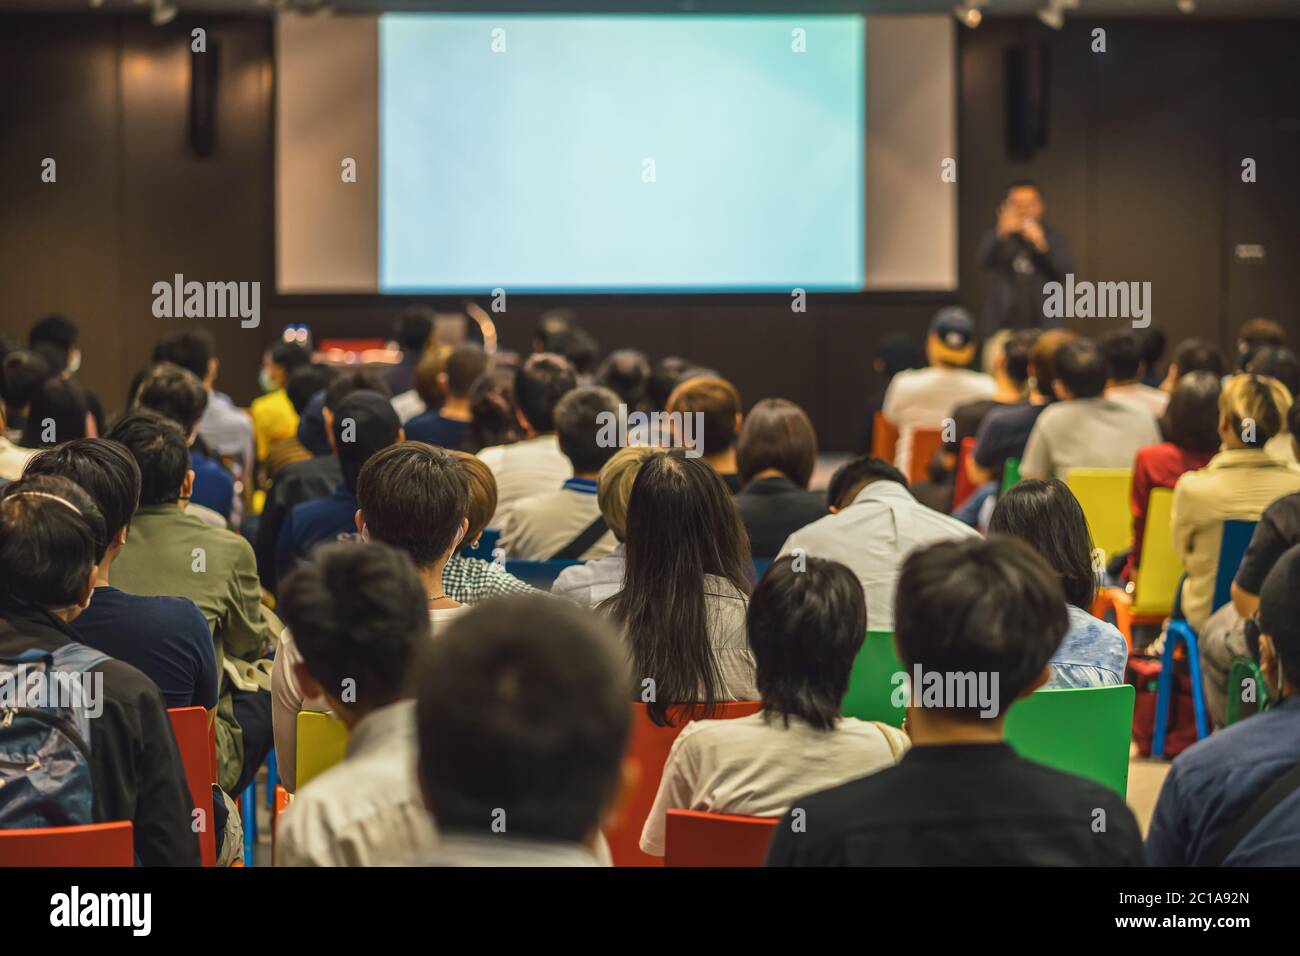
881,308 -> 995,478
1147,543 -> 1300,865
977,180 -> 1072,336
275,391 -> 404,587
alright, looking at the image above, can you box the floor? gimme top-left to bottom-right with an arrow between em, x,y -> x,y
1127,752 -> 1172,836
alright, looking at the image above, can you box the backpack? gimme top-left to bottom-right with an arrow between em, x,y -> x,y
0,643 -> 110,829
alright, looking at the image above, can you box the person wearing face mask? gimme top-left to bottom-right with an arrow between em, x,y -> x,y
0,475 -> 199,865
28,314 -> 104,437
271,441 -> 470,792
1147,544 -> 1300,866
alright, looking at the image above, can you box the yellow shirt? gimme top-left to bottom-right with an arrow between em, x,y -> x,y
1171,449 -> 1300,630
249,388 -> 298,462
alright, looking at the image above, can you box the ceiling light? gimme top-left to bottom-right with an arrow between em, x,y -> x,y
953,4 -> 983,28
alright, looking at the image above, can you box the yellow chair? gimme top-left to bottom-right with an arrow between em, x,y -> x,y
1065,468 -> 1133,569
295,711 -> 349,790
1093,486 -> 1185,645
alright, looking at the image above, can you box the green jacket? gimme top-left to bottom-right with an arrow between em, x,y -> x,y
113,504 -> 275,791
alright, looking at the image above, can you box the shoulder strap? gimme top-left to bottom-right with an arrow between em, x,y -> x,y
1202,756 -> 1300,866
551,515 -> 608,561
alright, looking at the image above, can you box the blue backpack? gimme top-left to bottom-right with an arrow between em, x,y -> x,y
0,643 -> 109,829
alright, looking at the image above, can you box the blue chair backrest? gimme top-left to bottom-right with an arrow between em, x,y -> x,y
460,528 -> 501,562
504,559 -> 584,589
753,558 -> 772,580
1212,519 -> 1257,613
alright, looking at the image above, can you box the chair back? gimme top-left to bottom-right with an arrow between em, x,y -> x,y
952,437 -> 977,510
1212,520 -> 1257,614
1130,487 -> 1184,619
908,429 -> 944,485
295,711 -> 350,790
605,700 -> 762,867
871,412 -> 898,463
1000,457 -> 1022,494
0,821 -> 133,867
1004,684 -> 1136,797
272,785 -> 292,865
460,527 -> 501,562
503,559 -> 584,589
1064,468 -> 1134,568
753,558 -> 772,580
841,630 -> 905,727
166,706 -> 217,866
664,810 -> 779,867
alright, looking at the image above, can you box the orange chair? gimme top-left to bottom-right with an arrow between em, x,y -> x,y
604,701 -> 762,867
167,706 -> 217,866
952,436 -> 977,511
0,821 -> 134,867
272,785 -> 292,865
907,428 -> 945,485
664,810 -> 779,867
870,412 -> 898,463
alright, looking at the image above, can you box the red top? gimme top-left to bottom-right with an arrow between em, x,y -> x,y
1125,441 -> 1216,580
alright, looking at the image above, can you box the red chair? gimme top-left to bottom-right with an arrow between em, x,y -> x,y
952,437 -> 977,511
664,810 -> 779,867
272,785 -> 292,866
167,706 -> 217,866
0,821 -> 133,867
907,428 -> 945,485
870,412 -> 898,464
604,700 -> 762,867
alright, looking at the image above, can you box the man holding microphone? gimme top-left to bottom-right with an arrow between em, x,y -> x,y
977,180 -> 1072,336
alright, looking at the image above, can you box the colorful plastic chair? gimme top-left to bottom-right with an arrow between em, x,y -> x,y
907,428 -> 944,485
295,711 -> 350,790
1005,685 -> 1136,797
1092,486 -> 1184,644
953,437 -> 977,511
871,412 -> 898,464
166,706 -> 217,866
664,810 -> 779,867
1000,457 -> 1022,494
1064,468 -> 1133,569
1225,657 -> 1271,726
841,630 -> 906,727
0,821 -> 134,867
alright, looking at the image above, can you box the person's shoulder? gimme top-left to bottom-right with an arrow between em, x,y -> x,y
1014,752 -> 1134,814
1262,489 -> 1300,521
88,650 -> 169,712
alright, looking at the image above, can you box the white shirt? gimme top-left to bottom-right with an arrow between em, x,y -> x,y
276,700 -> 435,866
197,390 -> 254,479
390,389 -> 426,424
640,712 -> 909,856
882,366 -> 995,475
1106,381 -> 1170,420
779,481 -> 979,632
0,435 -> 37,481
272,606 -> 468,793
426,834 -> 603,867
552,544 -> 625,606
477,435 -> 573,530
499,479 -> 618,561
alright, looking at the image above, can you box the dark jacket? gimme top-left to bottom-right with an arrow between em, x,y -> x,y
734,476 -> 827,559
977,226 -> 1072,336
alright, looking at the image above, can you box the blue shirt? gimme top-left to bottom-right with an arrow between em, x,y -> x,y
1043,605 -> 1128,689
405,411 -> 471,451
1147,696 -> 1300,865
190,449 -> 235,521
71,586 -> 218,710
276,483 -> 359,582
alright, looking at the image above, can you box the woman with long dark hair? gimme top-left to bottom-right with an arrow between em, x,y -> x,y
988,479 -> 1127,688
601,449 -> 756,725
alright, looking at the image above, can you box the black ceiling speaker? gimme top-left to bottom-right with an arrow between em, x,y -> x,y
189,38 -> 220,158
1005,43 -> 1050,161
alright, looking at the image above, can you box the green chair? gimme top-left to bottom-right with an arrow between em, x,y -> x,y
1000,458 -> 1021,495
1004,684 -> 1135,797
841,630 -> 905,727
1064,468 -> 1134,570
1225,657 -> 1271,726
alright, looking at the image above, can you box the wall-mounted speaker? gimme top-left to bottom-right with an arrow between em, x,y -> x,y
1005,43 -> 1050,161
189,38 -> 220,158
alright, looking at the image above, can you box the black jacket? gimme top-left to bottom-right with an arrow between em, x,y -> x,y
734,476 -> 828,559
0,602 -> 201,866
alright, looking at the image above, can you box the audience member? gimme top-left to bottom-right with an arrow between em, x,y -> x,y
29,314 -> 103,434
863,334 -> 924,454
1138,328 -> 1168,388
600,450 -> 758,723
665,375 -> 744,492
1147,544 -> 1300,865
417,595 -> 631,866
882,307 -> 994,477
779,455 -> 976,631
1,348 -> 50,441
500,386 -> 620,560
276,542 -> 437,865
1236,318 -> 1287,371
441,451 -> 537,602
1158,337 -> 1226,392
648,356 -> 698,411
24,439 -> 217,711
466,366 -> 523,451
988,479 -> 1128,688
0,406 -> 35,480
1248,346 -> 1300,463
405,343 -> 488,449
1232,401 -> 1300,621
0,475 -> 199,865
477,353 -> 577,528
640,557 -> 907,857
1172,373 -> 1300,631
733,398 -> 826,558
1100,329 -> 1170,419
384,305 -> 435,397
251,340 -> 311,462
20,376 -> 89,449
595,349 -> 653,413
1020,338 -> 1161,480
765,536 -> 1143,866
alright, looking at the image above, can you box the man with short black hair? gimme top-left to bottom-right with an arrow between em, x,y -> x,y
1100,329 -> 1169,418
0,475 -> 199,865
153,329 -> 253,480
1020,338 -> 1161,480
24,439 -> 217,711
766,536 -> 1143,866
29,314 -> 104,434
276,542 -> 438,865
778,455 -> 977,632
500,386 -> 620,560
1148,544 -> 1300,865
106,411 -> 276,794
478,353 -> 577,528
417,595 -> 633,866
1,348 -> 50,443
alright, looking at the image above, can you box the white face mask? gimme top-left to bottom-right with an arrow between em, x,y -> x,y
258,368 -> 276,393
